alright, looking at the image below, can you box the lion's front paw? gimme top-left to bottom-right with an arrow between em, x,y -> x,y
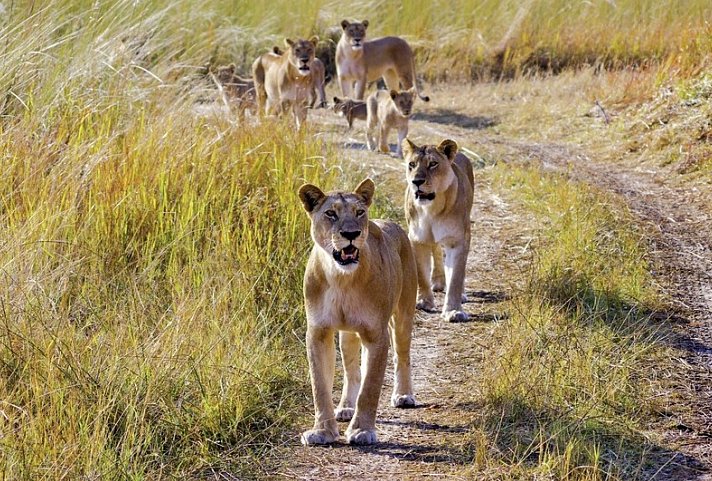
391,393 -> 416,408
431,278 -> 446,292
416,296 -> 435,312
346,428 -> 378,445
378,144 -> 390,154
300,428 -> 338,446
335,407 -> 355,422
444,310 -> 469,323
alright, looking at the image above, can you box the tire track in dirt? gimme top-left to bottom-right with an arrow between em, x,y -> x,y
470,134 -> 712,479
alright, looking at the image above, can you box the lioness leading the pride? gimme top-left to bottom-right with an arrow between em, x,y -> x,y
403,139 -> 474,323
298,179 -> 417,446
336,19 -> 429,102
251,36 -> 319,128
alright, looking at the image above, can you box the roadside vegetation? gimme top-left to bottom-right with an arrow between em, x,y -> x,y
463,165 -> 669,479
0,0 -> 709,479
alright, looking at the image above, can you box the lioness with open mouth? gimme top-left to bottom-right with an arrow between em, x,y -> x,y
251,36 -> 318,128
403,138 -> 474,323
298,178 -> 417,445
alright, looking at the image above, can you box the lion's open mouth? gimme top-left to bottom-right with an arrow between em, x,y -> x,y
298,65 -> 311,72
415,190 -> 436,201
333,244 -> 360,265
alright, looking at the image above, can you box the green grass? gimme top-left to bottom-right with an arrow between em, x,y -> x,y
463,165 -> 670,480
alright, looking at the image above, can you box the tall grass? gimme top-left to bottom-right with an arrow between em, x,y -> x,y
0,2 -> 347,478
0,1 -> 697,478
0,110 -> 340,478
466,165 -> 668,479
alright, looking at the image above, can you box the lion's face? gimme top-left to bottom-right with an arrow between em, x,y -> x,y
403,139 -> 459,204
285,37 -> 318,76
389,88 -> 416,117
299,179 -> 374,273
214,64 -> 236,84
340,20 -> 369,50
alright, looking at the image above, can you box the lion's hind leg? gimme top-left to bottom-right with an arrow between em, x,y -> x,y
382,69 -> 400,92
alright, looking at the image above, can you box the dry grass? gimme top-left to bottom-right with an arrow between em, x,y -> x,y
462,165 -> 670,480
0,1 -> 705,479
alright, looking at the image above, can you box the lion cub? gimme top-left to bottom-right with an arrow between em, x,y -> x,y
366,88 -> 416,157
211,64 -> 256,117
332,96 -> 367,129
298,179 -> 417,446
403,138 -> 474,323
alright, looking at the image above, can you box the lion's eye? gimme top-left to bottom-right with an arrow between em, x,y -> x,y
428,161 -> 438,169
408,162 -> 416,169
356,209 -> 365,218
324,210 -> 337,220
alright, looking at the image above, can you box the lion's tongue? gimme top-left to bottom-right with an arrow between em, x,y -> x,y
341,245 -> 358,260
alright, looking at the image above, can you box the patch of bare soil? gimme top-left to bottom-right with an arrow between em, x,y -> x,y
262,81 -> 711,479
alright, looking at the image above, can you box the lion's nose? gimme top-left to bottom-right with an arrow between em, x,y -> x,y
412,179 -> 425,187
340,230 -> 361,241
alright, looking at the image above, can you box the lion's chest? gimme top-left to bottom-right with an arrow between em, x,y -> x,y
278,77 -> 310,101
408,207 -> 464,246
308,286 -> 380,332
336,49 -> 366,80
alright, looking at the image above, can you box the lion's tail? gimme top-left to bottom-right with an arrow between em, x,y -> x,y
410,54 -> 430,102
251,56 -> 267,115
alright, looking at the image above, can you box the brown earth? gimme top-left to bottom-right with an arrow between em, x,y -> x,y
259,79 -> 712,480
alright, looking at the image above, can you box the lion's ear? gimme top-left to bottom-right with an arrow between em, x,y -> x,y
309,35 -> 319,47
362,20 -> 369,29
272,46 -> 283,55
389,89 -> 398,100
333,96 -> 342,104
298,184 -> 326,213
437,139 -> 459,162
341,19 -> 350,30
284,38 -> 294,48
354,178 -> 375,207
228,63 -> 236,72
402,138 -> 418,159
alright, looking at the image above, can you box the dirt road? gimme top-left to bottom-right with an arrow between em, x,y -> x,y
266,81 -> 712,480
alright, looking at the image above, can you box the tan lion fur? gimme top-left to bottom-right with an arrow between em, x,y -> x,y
298,179 -> 418,446
366,88 -> 417,157
211,64 -> 256,118
272,46 -> 327,109
251,36 -> 319,128
332,96 -> 367,129
336,19 -> 429,102
403,139 -> 474,323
